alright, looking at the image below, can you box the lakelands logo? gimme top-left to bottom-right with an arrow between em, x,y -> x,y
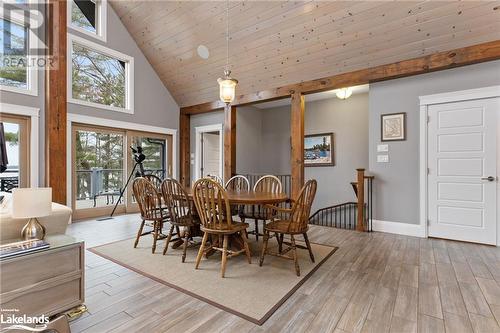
0,309 -> 49,332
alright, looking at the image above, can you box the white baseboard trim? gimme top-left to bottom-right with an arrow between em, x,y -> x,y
372,219 -> 426,238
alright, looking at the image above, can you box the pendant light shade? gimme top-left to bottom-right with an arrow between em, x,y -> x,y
336,87 -> 353,100
218,69 -> 238,104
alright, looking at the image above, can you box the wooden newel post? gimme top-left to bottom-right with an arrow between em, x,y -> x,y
356,168 -> 365,232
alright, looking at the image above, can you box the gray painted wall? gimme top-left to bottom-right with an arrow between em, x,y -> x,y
68,3 -> 179,129
0,2 -> 179,186
369,60 -> 500,225
260,94 -> 369,211
305,94 -> 369,211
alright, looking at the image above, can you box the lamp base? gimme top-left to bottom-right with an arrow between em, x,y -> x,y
21,218 -> 46,240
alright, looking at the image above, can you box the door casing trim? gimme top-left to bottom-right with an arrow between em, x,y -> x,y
419,85 -> 500,245
194,124 -> 223,181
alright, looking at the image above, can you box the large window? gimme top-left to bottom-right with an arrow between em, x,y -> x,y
69,0 -> 107,41
0,4 -> 39,96
69,35 -> 134,113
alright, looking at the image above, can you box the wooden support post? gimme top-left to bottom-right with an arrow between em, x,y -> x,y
356,168 -> 365,232
223,105 -> 236,183
290,91 -> 305,199
45,0 -> 67,204
179,113 -> 190,187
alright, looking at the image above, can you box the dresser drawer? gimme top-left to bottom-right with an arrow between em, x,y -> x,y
2,275 -> 83,317
0,244 -> 83,294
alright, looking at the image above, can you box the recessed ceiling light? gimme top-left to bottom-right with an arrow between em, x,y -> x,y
197,45 -> 210,59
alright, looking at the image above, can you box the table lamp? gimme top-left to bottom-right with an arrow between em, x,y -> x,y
12,188 -> 52,240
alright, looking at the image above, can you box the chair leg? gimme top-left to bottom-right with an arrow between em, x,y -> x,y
291,235 -> 300,276
254,219 -> 259,241
152,221 -> 159,254
221,235 -> 229,278
195,232 -> 209,269
303,232 -> 315,263
162,225 -> 175,255
276,232 -> 282,254
241,231 -> 252,264
134,220 -> 145,248
182,229 -> 190,263
260,231 -> 269,266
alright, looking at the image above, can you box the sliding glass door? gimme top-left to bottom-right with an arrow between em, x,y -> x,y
73,125 -> 126,219
0,114 -> 30,191
72,124 -> 173,219
125,130 -> 173,213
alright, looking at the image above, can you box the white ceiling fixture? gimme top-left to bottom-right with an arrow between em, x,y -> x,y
217,0 -> 238,104
335,87 -> 353,100
197,45 -> 210,59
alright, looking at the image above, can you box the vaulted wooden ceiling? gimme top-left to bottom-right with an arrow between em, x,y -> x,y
110,1 -> 500,107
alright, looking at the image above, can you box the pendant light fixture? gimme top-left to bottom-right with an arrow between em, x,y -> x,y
217,0 -> 238,104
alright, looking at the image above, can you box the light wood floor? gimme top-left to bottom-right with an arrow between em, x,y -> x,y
67,214 -> 500,333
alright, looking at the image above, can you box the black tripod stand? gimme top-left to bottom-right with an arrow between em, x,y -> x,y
109,146 -> 146,217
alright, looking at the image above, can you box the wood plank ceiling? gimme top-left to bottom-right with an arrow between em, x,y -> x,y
110,1 -> 500,108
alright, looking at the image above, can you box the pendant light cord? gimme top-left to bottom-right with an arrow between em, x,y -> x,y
226,0 -> 229,72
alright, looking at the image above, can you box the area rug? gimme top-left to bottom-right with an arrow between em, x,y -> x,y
88,235 -> 337,325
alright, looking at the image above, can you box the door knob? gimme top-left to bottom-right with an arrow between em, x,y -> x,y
481,176 -> 496,182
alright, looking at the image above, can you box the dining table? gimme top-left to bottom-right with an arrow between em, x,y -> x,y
171,187 -> 289,257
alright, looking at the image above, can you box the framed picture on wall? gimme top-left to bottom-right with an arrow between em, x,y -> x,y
304,133 -> 334,167
381,112 -> 406,141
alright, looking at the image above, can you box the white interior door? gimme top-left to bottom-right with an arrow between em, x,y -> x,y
201,132 -> 221,178
428,98 -> 498,245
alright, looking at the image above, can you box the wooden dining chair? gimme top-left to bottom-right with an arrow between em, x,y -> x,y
259,179 -> 317,276
192,178 -> 252,278
207,174 -> 224,186
239,175 -> 283,241
161,178 -> 200,262
132,177 -> 168,253
143,174 -> 163,191
224,175 -> 250,192
225,175 -> 250,217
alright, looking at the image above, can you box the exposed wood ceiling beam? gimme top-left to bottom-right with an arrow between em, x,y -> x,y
180,40 -> 500,115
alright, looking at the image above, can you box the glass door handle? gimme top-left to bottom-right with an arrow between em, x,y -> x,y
481,176 -> 496,182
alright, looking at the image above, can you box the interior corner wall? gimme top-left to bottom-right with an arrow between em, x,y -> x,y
369,60 -> 500,225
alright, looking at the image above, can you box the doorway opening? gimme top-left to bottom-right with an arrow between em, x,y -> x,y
195,124 -> 223,180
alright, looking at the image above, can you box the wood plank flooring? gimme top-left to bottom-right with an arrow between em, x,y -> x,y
68,214 -> 500,332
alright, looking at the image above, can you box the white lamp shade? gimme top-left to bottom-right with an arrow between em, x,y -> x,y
12,188 -> 52,218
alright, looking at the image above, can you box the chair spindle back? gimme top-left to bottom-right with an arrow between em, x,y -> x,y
161,178 -> 192,225
225,175 -> 250,192
133,177 -> 163,220
289,179 -> 317,233
192,178 -> 233,231
254,175 -> 283,193
143,174 -> 163,191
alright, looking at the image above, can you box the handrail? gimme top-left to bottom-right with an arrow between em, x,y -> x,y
309,202 -> 357,220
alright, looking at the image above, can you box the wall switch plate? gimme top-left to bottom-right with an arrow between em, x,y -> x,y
190,159 -> 195,165
377,155 -> 389,163
377,144 -> 389,152
190,153 -> 195,159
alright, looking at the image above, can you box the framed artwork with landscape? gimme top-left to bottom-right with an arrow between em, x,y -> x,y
381,112 -> 406,141
304,133 -> 334,167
